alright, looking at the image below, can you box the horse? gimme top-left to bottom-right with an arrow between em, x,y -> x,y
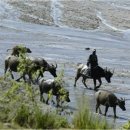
7,45 -> 32,56
4,56 -> 57,83
74,63 -> 113,90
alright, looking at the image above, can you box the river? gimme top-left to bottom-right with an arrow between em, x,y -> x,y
0,0 -> 130,128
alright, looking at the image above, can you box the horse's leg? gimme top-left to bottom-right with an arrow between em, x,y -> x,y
46,93 -> 53,105
82,77 -> 88,88
16,72 -> 26,82
96,103 -> 100,113
37,70 -> 43,82
99,106 -> 102,114
16,75 -> 23,82
56,96 -> 60,107
96,78 -> 102,89
28,72 -> 34,84
40,92 -> 45,103
40,91 -> 43,101
93,78 -> 97,90
104,106 -> 109,116
46,95 -> 49,105
9,69 -> 14,79
4,60 -> 8,77
22,72 -> 26,82
74,73 -> 81,87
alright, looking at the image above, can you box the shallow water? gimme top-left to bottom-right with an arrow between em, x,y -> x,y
1,0 -> 130,128
0,19 -> 130,128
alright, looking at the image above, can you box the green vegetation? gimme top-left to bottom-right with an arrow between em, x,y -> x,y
0,47 -> 69,129
0,77 -> 69,129
123,121 -> 130,129
14,104 -> 69,129
17,45 -> 40,82
0,45 -> 127,129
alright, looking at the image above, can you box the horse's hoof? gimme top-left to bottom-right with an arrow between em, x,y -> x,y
46,102 -> 49,105
114,116 -> 118,118
56,104 -> 60,108
96,86 -> 100,89
51,100 -> 55,105
94,88 -> 98,91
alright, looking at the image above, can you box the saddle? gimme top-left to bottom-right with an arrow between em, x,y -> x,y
81,68 -> 91,77
81,65 -> 99,77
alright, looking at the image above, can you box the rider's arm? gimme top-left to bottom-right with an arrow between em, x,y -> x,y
87,55 -> 91,66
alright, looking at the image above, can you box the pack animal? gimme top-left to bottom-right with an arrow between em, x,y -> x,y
4,56 -> 57,82
39,78 -> 70,107
95,90 -> 126,118
74,63 -> 113,90
7,45 -> 32,56
4,56 -> 43,83
29,57 -> 57,78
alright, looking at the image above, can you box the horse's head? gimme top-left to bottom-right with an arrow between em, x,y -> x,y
104,68 -> 114,83
118,98 -> 126,111
26,47 -> 32,53
49,63 -> 57,77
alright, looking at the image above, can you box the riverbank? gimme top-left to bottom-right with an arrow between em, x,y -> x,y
1,0 -> 130,128
7,0 -> 130,31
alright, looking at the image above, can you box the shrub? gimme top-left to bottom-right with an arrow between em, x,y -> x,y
0,75 -> 69,129
123,121 -> 130,129
14,104 -> 69,129
14,104 -> 30,127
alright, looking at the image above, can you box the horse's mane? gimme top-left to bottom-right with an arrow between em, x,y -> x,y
95,66 -> 105,73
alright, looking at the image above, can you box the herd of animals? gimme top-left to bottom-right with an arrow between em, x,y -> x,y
4,45 -> 126,118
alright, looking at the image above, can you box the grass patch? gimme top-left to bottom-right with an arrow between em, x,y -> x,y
0,77 -> 69,129
14,104 -> 69,129
123,121 -> 130,129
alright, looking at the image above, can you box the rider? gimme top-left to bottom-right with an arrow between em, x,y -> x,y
87,49 -> 98,77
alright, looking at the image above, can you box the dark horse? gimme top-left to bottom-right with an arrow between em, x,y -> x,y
4,56 -> 57,83
74,63 -> 113,90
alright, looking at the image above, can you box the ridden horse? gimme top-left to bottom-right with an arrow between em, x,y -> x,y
74,63 -> 113,90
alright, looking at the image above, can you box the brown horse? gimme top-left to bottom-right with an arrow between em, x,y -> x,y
4,56 -> 57,83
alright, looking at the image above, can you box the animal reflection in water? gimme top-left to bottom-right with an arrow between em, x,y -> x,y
74,63 -> 113,90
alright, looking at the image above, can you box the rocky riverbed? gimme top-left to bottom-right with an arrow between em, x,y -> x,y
6,0 -> 130,32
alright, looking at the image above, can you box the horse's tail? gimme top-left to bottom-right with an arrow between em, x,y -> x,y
7,49 -> 12,52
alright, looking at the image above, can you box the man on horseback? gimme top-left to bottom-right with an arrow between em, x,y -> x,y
87,49 -> 98,77
74,49 -> 113,89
